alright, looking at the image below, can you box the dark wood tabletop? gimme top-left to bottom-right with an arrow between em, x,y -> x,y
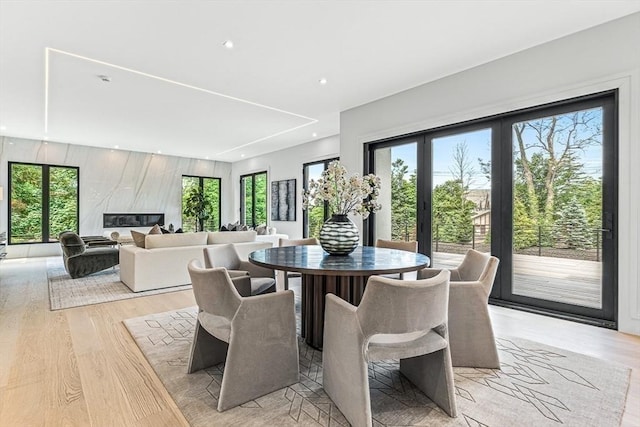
248,245 -> 430,276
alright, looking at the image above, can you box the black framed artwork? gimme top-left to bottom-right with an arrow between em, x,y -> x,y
271,179 -> 296,221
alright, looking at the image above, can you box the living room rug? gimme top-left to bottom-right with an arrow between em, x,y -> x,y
124,307 -> 631,427
47,258 -> 192,310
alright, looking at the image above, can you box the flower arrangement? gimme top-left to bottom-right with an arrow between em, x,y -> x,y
303,160 -> 381,219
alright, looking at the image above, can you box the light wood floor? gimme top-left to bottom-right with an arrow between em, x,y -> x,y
1,257 -> 638,426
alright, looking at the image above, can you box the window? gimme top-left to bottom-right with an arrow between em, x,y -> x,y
9,162 -> 79,244
181,175 -> 221,232
365,91 -> 617,327
303,158 -> 339,238
240,171 -> 267,228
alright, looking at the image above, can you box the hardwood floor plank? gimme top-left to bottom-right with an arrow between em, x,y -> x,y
0,257 -> 637,426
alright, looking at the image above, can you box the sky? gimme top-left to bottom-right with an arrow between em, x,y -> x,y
390,107 -> 603,190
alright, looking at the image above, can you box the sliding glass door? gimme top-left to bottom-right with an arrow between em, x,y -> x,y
502,96 -> 617,324
366,91 -> 617,327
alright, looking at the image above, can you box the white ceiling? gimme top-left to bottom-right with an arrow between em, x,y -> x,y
1,1 -> 639,162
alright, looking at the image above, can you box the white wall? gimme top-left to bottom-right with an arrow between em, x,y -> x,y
0,136 -> 233,258
339,13 -> 640,335
231,135 -> 340,239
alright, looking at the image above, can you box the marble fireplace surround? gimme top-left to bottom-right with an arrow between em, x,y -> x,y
0,136 -> 234,258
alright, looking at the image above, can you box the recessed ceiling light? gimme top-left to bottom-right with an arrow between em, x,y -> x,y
43,136 -> 49,140
157,150 -> 162,154
0,125 -> 6,131
319,78 -> 328,85
205,156 -> 209,160
312,132 -> 317,137
223,40 -> 234,49
114,145 -> 119,149
240,154 -> 245,158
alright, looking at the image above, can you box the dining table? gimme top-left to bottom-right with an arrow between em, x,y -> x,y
249,245 -> 430,349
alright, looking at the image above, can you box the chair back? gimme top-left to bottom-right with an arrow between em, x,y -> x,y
478,256 -> 500,294
357,270 -> 450,337
279,237 -> 319,247
59,232 -> 86,257
203,244 -> 241,269
375,238 -> 418,253
456,249 -> 492,281
187,260 -> 241,320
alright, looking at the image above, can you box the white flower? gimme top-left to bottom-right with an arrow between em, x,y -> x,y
302,161 -> 381,219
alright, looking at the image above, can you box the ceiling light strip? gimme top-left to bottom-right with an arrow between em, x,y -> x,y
215,119 -> 318,156
45,47 -> 317,122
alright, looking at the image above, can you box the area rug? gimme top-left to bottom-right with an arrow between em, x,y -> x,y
47,258 -> 191,310
124,307 -> 631,427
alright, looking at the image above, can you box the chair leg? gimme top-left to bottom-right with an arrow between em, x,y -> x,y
284,272 -> 289,290
400,348 -> 458,418
323,304 -> 372,427
187,320 -> 228,374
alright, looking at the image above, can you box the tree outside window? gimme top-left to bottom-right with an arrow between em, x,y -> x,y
9,162 -> 78,244
181,175 -> 221,232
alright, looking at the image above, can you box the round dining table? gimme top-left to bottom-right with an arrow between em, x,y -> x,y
249,245 -> 430,349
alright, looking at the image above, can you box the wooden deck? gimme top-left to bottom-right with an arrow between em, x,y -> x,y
432,252 -> 602,309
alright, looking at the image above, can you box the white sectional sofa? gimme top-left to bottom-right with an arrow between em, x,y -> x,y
119,230 -> 272,292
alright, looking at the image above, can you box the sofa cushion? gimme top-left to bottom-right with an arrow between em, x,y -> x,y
208,230 -> 257,245
145,232 -> 208,249
131,230 -> 146,248
149,224 -> 163,235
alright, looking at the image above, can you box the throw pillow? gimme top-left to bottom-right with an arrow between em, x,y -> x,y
131,230 -> 146,248
256,224 -> 267,235
149,224 -> 163,235
175,228 -> 183,233
160,227 -> 171,234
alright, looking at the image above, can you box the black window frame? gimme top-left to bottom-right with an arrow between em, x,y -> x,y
181,175 -> 222,232
302,157 -> 339,238
8,161 -> 80,245
364,90 -> 618,328
240,171 -> 268,228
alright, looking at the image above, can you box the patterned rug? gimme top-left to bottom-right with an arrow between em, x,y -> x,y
124,307 -> 631,427
47,258 -> 192,310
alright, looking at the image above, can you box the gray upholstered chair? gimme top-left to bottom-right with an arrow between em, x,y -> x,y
418,249 -> 500,368
186,261 -> 299,411
375,238 -> 419,279
278,237 -> 319,290
322,271 -> 457,427
203,244 -> 275,296
59,231 -> 119,279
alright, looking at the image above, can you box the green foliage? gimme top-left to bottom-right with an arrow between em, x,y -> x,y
390,159 -> 417,240
241,173 -> 267,227
183,185 -> 213,232
513,198 -> 538,249
553,196 -> 593,249
182,177 -> 221,232
432,179 -> 474,243
10,164 -> 78,243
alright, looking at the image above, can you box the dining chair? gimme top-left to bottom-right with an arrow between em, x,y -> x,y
203,245 -> 276,296
374,238 -> 418,279
322,271 -> 457,427
186,260 -> 299,411
278,237 -> 320,290
418,249 -> 500,368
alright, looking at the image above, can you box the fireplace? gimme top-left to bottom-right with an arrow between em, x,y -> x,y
103,213 -> 165,228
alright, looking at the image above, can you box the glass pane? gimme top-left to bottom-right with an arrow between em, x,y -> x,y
203,178 -> 220,231
10,164 -> 43,243
431,129 -> 492,268
254,172 -> 268,226
49,167 -> 78,241
181,176 -> 199,233
512,108 -> 603,309
374,142 -> 418,242
241,176 -> 253,225
306,163 -> 326,239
